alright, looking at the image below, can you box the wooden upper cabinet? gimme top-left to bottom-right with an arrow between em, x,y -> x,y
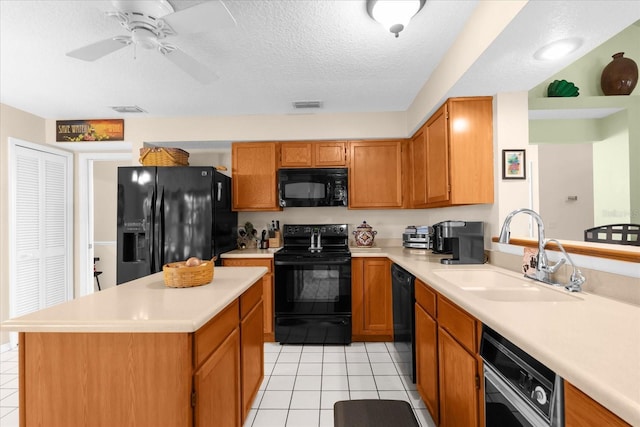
410,128 -> 428,207
315,141 -> 348,166
411,96 -> 494,208
425,104 -> 450,205
348,140 -> 403,209
280,141 -> 347,168
447,97 -> 494,206
231,142 -> 281,211
280,142 -> 314,167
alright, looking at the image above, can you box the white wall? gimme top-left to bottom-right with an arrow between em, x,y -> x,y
493,92 -> 538,239
239,204 -> 494,248
594,128 -> 631,225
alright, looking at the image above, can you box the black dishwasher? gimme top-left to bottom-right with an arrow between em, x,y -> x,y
391,263 -> 416,383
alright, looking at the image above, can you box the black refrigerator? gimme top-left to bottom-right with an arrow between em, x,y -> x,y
116,166 -> 237,285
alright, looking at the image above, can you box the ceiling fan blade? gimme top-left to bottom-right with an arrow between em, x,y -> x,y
161,0 -> 236,34
161,47 -> 218,84
67,37 -> 131,61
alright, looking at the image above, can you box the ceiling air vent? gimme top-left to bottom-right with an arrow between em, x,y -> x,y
292,101 -> 323,110
111,105 -> 147,113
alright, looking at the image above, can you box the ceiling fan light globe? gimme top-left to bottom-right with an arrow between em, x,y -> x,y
131,28 -> 157,49
370,0 -> 421,36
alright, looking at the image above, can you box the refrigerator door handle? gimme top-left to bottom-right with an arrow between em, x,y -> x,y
154,186 -> 164,271
147,187 -> 155,274
217,181 -> 222,202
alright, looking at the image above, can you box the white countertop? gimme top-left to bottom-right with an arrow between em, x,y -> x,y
1,266 -> 267,333
222,248 -> 281,258
221,246 -> 640,425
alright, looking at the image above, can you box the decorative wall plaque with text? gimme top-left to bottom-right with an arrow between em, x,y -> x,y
56,119 -> 124,142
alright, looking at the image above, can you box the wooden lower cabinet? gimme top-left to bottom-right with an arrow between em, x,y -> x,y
415,303 -> 439,424
438,328 -> 480,427
240,296 -> 264,422
565,381 -> 630,427
223,258 -> 275,341
20,332 -> 193,427
19,281 -> 265,427
194,328 -> 242,427
351,257 -> 393,341
414,279 -> 483,427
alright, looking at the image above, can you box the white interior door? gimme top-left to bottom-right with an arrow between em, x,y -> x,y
9,138 -> 73,345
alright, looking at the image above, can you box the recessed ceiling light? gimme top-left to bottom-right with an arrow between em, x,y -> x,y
534,38 -> 583,61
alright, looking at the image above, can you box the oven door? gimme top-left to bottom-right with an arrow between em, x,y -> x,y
274,256 -> 351,315
484,364 -> 550,427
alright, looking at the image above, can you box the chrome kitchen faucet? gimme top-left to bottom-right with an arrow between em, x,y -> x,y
499,208 -> 585,292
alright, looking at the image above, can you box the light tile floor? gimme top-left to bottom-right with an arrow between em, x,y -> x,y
1,347 -> 19,427
0,342 -> 436,427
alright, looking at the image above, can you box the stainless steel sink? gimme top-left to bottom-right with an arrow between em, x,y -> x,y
433,269 -> 582,302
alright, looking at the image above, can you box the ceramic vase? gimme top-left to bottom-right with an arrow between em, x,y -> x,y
601,52 -> 638,95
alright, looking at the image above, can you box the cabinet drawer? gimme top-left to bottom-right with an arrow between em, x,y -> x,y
223,258 -> 273,272
240,281 -> 263,319
415,279 -> 436,318
195,300 -> 240,368
438,297 -> 476,353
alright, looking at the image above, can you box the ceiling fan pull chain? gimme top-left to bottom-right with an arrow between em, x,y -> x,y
133,42 -> 137,60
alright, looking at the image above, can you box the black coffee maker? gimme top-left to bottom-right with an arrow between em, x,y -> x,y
432,221 -> 485,264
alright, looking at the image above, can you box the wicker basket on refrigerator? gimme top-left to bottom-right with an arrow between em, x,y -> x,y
139,147 -> 189,166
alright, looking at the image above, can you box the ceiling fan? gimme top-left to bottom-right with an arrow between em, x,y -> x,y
66,0 -> 236,84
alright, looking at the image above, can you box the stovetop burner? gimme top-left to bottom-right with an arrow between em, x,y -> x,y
276,223 -> 350,259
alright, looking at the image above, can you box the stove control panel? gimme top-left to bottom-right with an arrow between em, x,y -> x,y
284,224 -> 348,237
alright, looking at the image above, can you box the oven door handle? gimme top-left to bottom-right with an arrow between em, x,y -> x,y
484,364 -> 550,427
274,258 -> 351,266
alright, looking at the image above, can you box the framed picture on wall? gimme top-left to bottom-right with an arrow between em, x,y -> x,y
502,149 -> 526,180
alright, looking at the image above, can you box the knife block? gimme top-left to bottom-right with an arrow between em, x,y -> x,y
269,231 -> 282,248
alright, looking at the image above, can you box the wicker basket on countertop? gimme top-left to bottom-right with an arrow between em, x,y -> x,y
163,258 -> 215,288
139,147 -> 189,166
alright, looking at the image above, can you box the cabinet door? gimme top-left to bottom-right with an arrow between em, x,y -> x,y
241,300 -> 264,423
447,97 -> 494,205
425,104 -> 450,205
565,381 -> 630,427
348,140 -> 403,208
415,303 -> 439,424
194,328 -> 242,427
231,142 -> 280,211
315,141 -> 347,166
410,128 -> 428,208
352,258 -> 393,340
280,143 -> 313,167
222,258 -> 275,341
438,328 -> 479,427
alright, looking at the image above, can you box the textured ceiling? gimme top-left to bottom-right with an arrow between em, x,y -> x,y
1,1 -> 639,120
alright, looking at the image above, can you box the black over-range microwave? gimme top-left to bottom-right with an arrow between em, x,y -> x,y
278,168 -> 348,207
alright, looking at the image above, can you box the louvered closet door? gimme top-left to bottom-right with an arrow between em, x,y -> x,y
12,145 -> 71,318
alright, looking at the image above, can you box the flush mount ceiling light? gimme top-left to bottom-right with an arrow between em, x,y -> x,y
534,38 -> 583,61
367,0 -> 426,38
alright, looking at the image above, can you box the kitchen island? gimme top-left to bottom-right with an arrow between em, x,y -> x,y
223,246 -> 640,426
1,266 -> 268,427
